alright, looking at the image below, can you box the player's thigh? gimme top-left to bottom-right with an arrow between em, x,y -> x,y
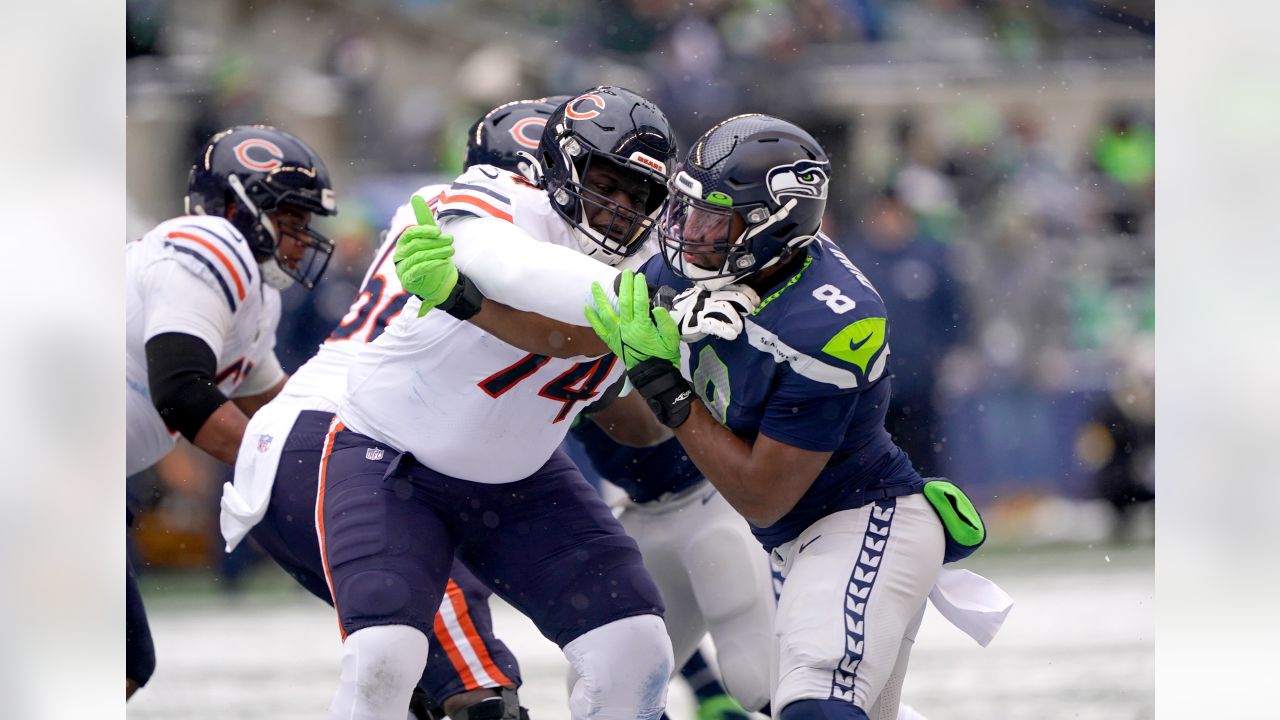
248,411 -> 335,603
773,495 -> 943,713
320,428 -> 456,639
420,557 -> 524,703
619,502 -> 705,669
458,450 -> 663,648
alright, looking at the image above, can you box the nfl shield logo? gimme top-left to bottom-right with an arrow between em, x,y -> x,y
257,434 -> 273,452
366,447 -> 384,461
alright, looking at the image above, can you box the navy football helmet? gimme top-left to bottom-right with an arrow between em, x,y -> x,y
185,125 -> 338,289
538,86 -> 677,265
465,96 -> 569,180
659,114 -> 830,289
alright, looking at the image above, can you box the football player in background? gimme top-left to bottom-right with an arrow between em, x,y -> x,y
219,97 -> 566,720
585,115 -> 987,720
125,125 -> 338,698
564,411 -> 774,716
317,87 -> 681,720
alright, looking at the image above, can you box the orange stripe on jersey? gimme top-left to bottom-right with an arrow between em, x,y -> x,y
315,417 -> 347,641
434,581 -> 481,689
444,580 -> 513,687
437,193 -> 514,223
167,230 -> 247,300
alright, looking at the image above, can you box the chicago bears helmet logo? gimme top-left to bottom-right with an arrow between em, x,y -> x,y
508,117 -> 548,149
766,160 -> 829,204
565,93 -> 606,120
233,138 -> 285,171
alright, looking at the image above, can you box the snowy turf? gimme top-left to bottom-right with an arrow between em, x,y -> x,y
127,543 -> 1153,720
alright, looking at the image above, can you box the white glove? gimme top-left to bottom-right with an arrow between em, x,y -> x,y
669,284 -> 760,342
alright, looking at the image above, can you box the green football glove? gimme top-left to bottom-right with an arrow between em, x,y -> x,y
584,269 -> 680,369
393,194 -> 458,317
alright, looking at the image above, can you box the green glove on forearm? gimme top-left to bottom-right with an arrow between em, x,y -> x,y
393,194 -> 458,317
584,269 -> 681,369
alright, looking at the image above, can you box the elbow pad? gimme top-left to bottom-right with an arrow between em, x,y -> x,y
145,332 -> 230,442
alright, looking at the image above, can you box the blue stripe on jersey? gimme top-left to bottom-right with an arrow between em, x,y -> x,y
180,224 -> 255,284
449,181 -> 512,207
166,242 -> 237,311
436,209 -> 483,221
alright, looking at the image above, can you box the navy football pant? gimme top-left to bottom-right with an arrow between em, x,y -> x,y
318,422 -> 664,649
249,410 -> 521,701
125,552 -> 156,689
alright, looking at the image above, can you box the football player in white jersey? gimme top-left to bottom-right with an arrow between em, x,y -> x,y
219,98 -> 567,720
315,87 -> 692,720
125,125 -> 338,697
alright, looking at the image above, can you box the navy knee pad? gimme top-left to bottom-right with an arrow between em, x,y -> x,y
340,569 -> 413,617
780,699 -> 869,720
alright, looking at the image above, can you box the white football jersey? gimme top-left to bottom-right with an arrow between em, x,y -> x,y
339,166 -> 654,484
276,184 -> 446,411
126,215 -> 284,475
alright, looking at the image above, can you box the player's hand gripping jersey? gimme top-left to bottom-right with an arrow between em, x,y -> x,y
339,166 -> 650,483
125,215 -> 285,475
639,234 -> 922,549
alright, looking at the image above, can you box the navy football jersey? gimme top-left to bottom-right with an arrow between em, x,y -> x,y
640,235 -> 923,549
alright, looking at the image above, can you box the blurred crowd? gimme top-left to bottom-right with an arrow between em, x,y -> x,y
126,0 -> 1154,577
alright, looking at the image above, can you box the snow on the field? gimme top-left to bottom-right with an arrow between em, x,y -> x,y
127,544 -> 1153,720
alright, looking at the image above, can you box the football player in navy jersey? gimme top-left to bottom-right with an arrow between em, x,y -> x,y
580,115 -> 988,720
394,111 -> 996,720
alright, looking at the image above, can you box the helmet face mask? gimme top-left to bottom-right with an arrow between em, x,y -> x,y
659,114 -> 831,289
556,150 -> 667,261
539,87 -> 677,265
186,125 -> 338,289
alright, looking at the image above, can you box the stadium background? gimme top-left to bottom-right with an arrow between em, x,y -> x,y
124,1 -> 1154,717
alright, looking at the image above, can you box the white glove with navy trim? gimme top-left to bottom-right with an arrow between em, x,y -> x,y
669,284 -> 761,342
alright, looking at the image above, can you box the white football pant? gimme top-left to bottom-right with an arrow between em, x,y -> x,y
615,480 -> 775,711
770,494 -> 943,717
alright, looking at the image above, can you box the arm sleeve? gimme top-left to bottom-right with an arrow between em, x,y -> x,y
446,216 -> 621,326
231,351 -> 286,398
141,259 -> 234,359
145,332 -> 231,441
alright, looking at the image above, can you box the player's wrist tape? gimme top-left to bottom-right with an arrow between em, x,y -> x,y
436,272 -> 484,320
628,357 -> 693,428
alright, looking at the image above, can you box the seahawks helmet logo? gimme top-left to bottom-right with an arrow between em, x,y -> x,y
766,160 -> 829,204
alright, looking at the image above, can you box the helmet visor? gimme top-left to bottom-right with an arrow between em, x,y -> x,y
658,187 -> 748,282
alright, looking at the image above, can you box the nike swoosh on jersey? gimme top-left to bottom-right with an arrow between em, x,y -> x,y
821,317 -> 886,373
798,534 -> 823,554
